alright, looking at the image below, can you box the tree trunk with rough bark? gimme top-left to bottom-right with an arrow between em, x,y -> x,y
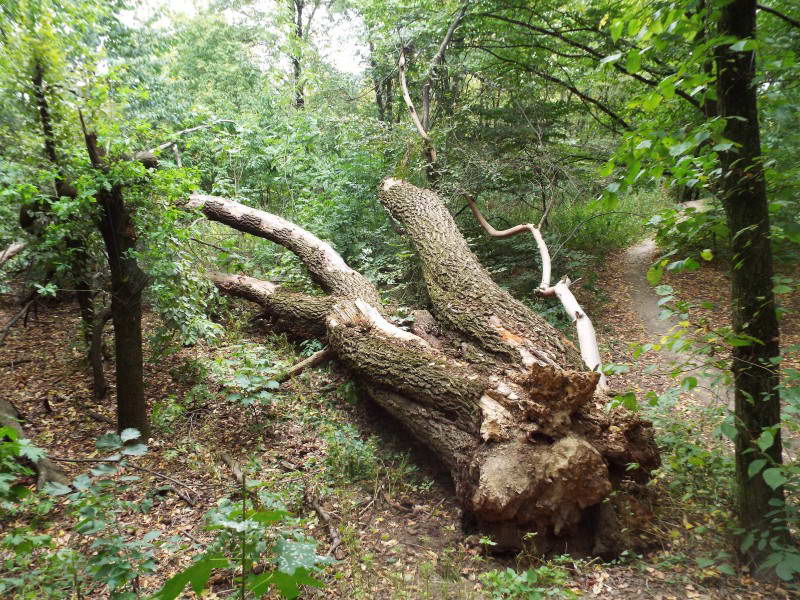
191,179 -> 660,554
716,0 -> 786,573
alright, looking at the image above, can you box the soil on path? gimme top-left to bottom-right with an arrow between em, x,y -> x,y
622,238 -> 733,410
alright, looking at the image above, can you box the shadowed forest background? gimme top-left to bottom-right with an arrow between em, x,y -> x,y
0,0 -> 799,598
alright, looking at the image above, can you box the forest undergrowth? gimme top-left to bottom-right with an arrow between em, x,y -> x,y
1,237 -> 796,599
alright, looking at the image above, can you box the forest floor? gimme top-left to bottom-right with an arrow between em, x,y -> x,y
0,243 -> 797,599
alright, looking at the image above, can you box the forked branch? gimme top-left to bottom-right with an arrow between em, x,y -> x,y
466,197 -> 607,390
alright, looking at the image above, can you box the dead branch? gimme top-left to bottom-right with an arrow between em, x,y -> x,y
0,299 -> 35,346
278,347 -> 332,383
0,241 -> 26,268
304,489 -> 344,559
49,455 -> 197,505
466,197 -> 607,390
398,49 -> 436,162
150,120 -> 236,153
757,3 -> 800,28
1,398 -> 70,489
0,358 -> 32,368
219,452 -> 244,486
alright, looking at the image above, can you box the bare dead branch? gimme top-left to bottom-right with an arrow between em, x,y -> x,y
278,348 -> 332,383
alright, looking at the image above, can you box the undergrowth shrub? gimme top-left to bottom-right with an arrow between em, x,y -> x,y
324,424 -> 380,483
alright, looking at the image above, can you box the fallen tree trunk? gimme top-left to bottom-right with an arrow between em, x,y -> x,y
191,180 -> 659,555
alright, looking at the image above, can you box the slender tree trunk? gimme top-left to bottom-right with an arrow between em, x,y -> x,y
291,0 -> 305,109
30,59 -> 98,376
89,306 -> 112,400
716,0 -> 784,572
369,42 -> 386,122
95,185 -> 149,437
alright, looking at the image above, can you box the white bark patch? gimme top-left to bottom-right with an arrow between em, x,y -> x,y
382,177 -> 402,192
353,299 -> 429,347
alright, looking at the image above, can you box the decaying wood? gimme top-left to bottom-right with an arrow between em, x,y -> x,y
219,452 -> 244,486
191,179 -> 659,555
189,195 -> 380,305
0,299 -> 35,346
379,179 -> 581,370
305,489 -> 345,559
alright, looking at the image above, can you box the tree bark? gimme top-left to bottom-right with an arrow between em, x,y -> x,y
189,194 -> 380,305
716,0 -> 785,572
95,184 -> 149,438
194,181 -> 659,553
291,0 -> 305,109
379,179 -> 582,370
89,306 -> 112,400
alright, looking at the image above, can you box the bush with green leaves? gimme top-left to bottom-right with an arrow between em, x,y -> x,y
154,488 -> 331,599
1,429 -> 161,599
0,426 -> 46,506
324,424 -> 380,483
479,563 -> 578,600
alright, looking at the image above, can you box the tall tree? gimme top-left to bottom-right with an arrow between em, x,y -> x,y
716,0 -> 784,570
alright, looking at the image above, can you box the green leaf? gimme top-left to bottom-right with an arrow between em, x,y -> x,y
250,510 -> 290,525
747,459 -> 767,479
96,433 -> 122,450
626,50 -> 641,73
152,554 -> 230,600
719,422 -> 737,441
647,262 -> 665,285
669,141 -> 693,157
610,20 -> 624,42
44,481 -> 71,496
120,428 -> 141,442
17,439 -> 45,462
600,52 -> 622,65
598,160 -> 615,177
275,539 -> 323,575
756,430 -> 774,451
700,249 -> 713,261
730,39 -> 756,52
250,569 -> 325,599
774,551 -> 800,582
121,443 -> 148,456
762,468 -> 788,490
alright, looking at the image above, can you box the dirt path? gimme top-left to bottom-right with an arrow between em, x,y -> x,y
622,238 -> 733,410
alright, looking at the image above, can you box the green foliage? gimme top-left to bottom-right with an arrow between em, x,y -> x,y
324,424 -> 380,483
1,430 -> 161,599
479,563 -> 578,600
0,427 -> 42,503
212,344 -> 284,409
153,490 -> 331,599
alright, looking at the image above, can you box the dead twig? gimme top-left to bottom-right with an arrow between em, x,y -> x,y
49,456 -> 197,505
218,452 -> 244,486
0,299 -> 35,346
304,489 -> 344,560
0,358 -> 32,368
